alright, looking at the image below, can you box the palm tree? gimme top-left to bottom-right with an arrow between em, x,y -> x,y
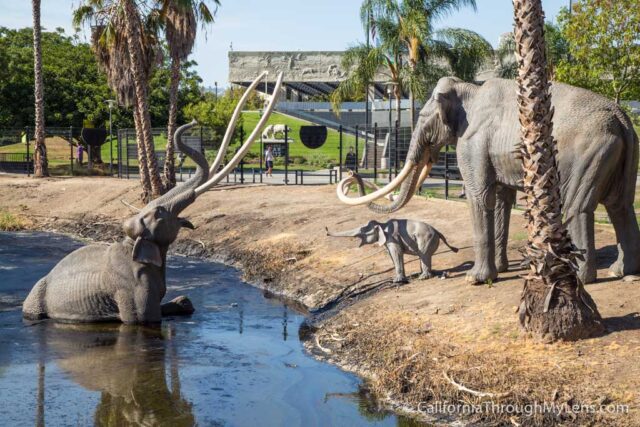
159,0 -> 218,190
335,0 -> 489,130
121,0 -> 164,199
32,0 -> 49,177
513,0 -> 603,341
75,0 -> 163,201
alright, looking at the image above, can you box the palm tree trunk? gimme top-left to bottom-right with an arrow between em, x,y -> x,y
133,102 -> 152,202
513,0 -> 603,342
122,0 -> 163,199
32,0 -> 48,177
163,56 -> 181,190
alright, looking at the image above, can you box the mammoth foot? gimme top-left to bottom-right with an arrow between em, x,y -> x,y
608,258 -> 640,282
465,264 -> 497,286
419,271 -> 434,280
496,257 -> 509,273
161,295 -> 195,317
393,275 -> 409,284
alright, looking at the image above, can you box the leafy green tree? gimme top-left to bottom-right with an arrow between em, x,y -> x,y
0,27 -> 206,130
555,1 -> 640,104
0,27 -> 112,128
183,88 -> 261,150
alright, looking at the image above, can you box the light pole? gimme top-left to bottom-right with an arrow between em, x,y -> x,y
364,5 -> 371,169
106,99 -> 116,174
387,85 -> 393,181
214,81 -> 218,102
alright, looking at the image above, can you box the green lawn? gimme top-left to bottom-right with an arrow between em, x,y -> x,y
103,112 -> 360,171
240,112 -> 357,164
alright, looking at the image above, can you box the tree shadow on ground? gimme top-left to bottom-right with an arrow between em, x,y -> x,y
596,245 -> 618,269
603,312 -> 640,333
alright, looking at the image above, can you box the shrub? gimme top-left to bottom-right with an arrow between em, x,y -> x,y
0,210 -> 27,231
292,156 -> 307,165
307,153 -> 330,168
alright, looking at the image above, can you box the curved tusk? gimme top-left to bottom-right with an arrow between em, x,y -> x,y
336,160 -> 416,205
195,71 -> 285,196
208,71 -> 268,177
120,199 -> 141,212
415,162 -> 432,191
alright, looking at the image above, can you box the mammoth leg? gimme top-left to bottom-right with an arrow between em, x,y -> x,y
605,203 -> 640,278
418,254 -> 433,280
133,279 -> 162,324
387,245 -> 407,283
22,277 -> 48,320
458,144 -> 498,285
495,185 -> 516,273
466,192 -> 498,285
567,211 -> 596,284
114,289 -> 137,324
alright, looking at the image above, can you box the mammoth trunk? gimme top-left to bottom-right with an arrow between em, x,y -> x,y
335,125 -> 431,210
326,228 -> 361,238
366,135 -> 430,214
367,163 -> 422,214
146,121 -> 207,216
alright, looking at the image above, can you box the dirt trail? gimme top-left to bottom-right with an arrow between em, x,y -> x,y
1,174 -> 638,425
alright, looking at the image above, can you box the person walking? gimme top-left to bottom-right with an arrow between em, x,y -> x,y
265,145 -> 274,177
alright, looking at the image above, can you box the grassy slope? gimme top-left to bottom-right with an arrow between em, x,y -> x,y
240,111 -> 357,162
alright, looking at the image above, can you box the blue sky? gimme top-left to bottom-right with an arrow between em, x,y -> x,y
0,0 -> 569,88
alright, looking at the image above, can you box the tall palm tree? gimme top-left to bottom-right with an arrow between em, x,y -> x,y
513,0 -> 603,341
75,0 -> 163,201
351,0 -> 489,130
160,0 -> 218,189
121,0 -> 164,199
32,0 -> 49,177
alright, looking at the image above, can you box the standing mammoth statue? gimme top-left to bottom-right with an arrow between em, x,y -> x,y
22,72 -> 285,324
262,124 -> 291,140
337,77 -> 640,285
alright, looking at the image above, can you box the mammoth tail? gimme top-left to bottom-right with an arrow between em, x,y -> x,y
22,278 -> 48,320
437,230 -> 458,253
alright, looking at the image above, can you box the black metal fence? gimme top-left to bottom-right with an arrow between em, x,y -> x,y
0,121 -> 461,196
0,126 -> 80,176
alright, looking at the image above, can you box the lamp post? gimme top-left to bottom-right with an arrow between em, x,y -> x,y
105,99 -> 116,174
385,82 -> 398,181
214,81 -> 218,102
387,86 -> 392,181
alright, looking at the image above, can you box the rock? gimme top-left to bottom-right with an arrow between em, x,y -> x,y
161,295 -> 195,316
622,275 -> 640,282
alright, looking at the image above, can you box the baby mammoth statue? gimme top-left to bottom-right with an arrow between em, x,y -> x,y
326,219 -> 458,283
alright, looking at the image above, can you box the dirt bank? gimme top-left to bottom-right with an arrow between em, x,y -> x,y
1,174 -> 638,426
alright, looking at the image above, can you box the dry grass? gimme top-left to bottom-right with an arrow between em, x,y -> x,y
0,210 -> 28,231
316,310 -> 635,426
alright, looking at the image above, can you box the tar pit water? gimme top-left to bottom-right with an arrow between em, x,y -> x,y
0,232 -> 417,426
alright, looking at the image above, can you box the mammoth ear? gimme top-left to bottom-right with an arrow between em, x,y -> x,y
178,217 -> 195,229
375,225 -> 387,247
132,237 -> 163,267
434,91 -> 457,131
